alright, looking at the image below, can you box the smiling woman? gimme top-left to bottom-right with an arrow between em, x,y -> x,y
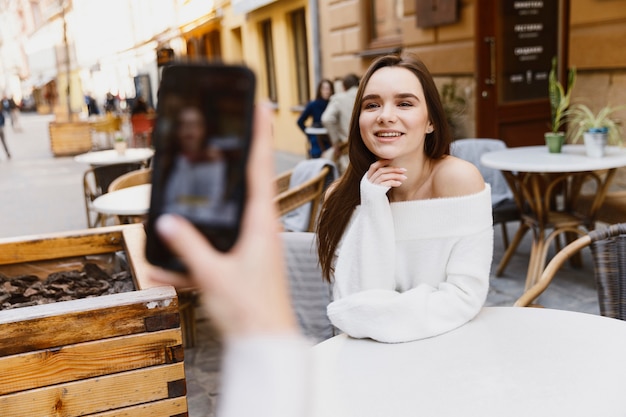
316,53 -> 493,343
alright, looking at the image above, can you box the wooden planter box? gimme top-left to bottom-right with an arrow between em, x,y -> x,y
49,121 -> 93,157
0,225 -> 188,417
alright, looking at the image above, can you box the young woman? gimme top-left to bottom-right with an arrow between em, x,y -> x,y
317,53 -> 493,343
297,79 -> 334,158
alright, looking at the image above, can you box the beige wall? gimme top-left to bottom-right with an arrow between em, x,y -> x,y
226,0 -> 311,156
318,0 -> 626,141
189,0 -> 625,153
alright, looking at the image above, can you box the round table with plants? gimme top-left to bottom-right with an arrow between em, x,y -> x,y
481,144 -> 626,289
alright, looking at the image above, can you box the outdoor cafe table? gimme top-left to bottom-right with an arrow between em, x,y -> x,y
92,183 -> 151,218
74,148 -> 154,167
481,144 -> 626,289
311,307 -> 626,417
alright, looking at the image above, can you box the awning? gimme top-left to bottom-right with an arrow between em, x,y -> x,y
232,0 -> 277,15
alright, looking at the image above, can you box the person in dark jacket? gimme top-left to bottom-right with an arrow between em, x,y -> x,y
297,79 -> 334,158
0,110 -> 10,159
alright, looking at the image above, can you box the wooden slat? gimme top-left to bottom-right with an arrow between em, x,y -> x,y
0,363 -> 186,417
0,328 -> 183,395
122,225 -> 153,290
88,397 -> 188,417
0,225 -> 142,265
0,286 -> 179,356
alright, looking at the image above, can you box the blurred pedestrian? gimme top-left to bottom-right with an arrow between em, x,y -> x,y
321,73 -> 359,171
321,73 -> 359,147
297,79 -> 334,158
3,96 -> 21,132
85,93 -> 100,116
130,96 -> 152,116
103,92 -> 118,113
0,109 -> 10,159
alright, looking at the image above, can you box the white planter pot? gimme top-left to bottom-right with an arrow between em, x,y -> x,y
583,131 -> 607,158
114,141 -> 127,155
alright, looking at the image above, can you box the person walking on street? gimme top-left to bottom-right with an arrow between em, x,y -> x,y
0,109 -> 11,159
2,96 -> 22,132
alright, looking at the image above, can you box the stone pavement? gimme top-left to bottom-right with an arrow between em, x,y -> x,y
0,112 -> 601,416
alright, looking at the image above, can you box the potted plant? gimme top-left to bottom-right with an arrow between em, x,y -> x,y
567,104 -> 624,158
114,135 -> 127,155
546,56 -> 576,153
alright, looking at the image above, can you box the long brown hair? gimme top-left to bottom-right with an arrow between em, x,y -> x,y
316,53 -> 452,282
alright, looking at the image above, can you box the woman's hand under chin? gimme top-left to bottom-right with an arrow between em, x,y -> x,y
366,159 -> 407,188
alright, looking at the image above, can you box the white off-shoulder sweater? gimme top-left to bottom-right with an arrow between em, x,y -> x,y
327,174 -> 494,343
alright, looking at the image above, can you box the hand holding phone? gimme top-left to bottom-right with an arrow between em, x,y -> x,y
146,62 -> 256,271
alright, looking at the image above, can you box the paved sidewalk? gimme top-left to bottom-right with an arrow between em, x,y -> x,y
0,112 -> 601,416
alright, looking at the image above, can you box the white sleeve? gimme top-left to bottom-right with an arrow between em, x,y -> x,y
321,97 -> 341,144
331,174 -> 397,299
327,226 -> 492,343
217,334 -> 313,417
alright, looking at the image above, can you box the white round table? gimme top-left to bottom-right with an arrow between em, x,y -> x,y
480,145 -> 626,289
92,184 -> 151,216
74,148 -> 154,166
312,307 -> 626,417
480,144 -> 626,173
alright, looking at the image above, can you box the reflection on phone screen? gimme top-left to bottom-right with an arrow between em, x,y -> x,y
148,64 -> 254,260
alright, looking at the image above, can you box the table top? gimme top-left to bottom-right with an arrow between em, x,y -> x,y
481,144 -> 626,173
312,307 -> 626,416
74,148 -> 154,166
305,126 -> 328,135
92,184 -> 151,216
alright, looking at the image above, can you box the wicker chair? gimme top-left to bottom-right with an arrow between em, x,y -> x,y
450,138 -> 522,250
108,167 -> 152,192
515,222 -> 626,320
274,163 -> 334,232
578,190 -> 626,226
83,162 -> 145,227
106,167 -> 153,224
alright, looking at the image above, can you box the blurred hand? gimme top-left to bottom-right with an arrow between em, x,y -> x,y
148,104 -> 298,337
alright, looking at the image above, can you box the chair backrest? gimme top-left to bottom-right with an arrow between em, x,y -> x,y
450,138 -> 513,205
93,162 -> 145,195
108,167 -> 152,192
131,114 -> 155,135
83,163 -> 144,228
281,232 -> 334,342
274,159 -> 338,232
515,223 -> 626,320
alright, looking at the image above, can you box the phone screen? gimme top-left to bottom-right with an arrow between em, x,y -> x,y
146,63 -> 256,270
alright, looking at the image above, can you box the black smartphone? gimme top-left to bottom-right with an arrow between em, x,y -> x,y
145,62 -> 256,271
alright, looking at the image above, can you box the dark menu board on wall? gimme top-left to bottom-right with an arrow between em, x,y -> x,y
500,1 -> 558,103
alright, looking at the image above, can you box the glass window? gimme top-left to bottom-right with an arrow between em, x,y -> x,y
261,19 -> 278,103
369,0 -> 403,49
290,8 -> 310,105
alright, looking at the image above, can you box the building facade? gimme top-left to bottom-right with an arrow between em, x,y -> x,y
1,0 -> 624,153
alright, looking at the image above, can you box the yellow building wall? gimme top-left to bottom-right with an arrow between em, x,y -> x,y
219,0 -> 312,156
195,0 -> 626,154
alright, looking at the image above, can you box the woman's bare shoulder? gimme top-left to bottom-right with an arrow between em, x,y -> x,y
432,155 -> 485,197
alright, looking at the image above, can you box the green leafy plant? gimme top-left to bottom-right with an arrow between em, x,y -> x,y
440,81 -> 467,139
548,56 -> 576,133
567,104 -> 624,145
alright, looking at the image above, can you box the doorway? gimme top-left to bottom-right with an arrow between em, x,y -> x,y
475,0 -> 569,147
